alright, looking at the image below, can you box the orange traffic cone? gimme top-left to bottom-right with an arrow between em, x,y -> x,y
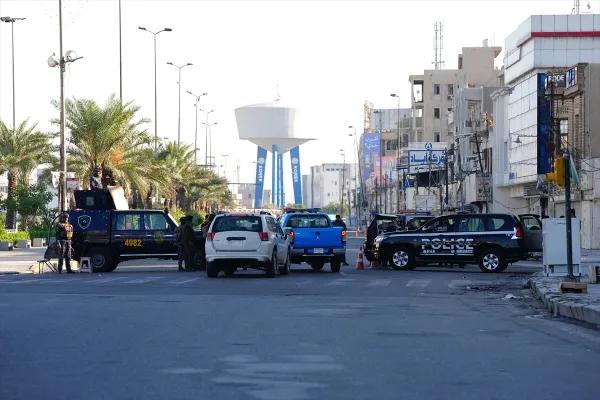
356,246 -> 365,270
370,259 -> 379,269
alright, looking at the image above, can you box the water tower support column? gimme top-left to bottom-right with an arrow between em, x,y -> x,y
290,146 -> 302,205
271,145 -> 278,205
278,154 -> 284,206
254,146 -> 267,208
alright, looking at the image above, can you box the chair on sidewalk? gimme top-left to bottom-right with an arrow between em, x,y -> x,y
38,242 -> 60,274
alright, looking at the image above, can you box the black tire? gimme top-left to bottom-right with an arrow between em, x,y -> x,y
85,247 -> 114,273
310,262 -> 325,271
477,248 -> 507,273
330,259 -> 341,273
279,251 -> 290,275
206,262 -> 219,278
193,251 -> 205,271
265,250 -> 277,278
389,247 -> 416,271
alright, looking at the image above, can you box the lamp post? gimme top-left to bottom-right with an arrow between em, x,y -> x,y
348,125 -> 360,229
48,1 -> 82,212
138,26 -> 171,152
118,0 -> 122,99
167,61 -> 193,144
222,154 -> 229,180
200,109 -> 215,165
1,16 -> 25,133
187,91 -> 207,162
340,149 -> 346,216
391,93 -> 402,212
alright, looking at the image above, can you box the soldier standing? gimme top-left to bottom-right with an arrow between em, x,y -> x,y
175,216 -> 187,271
182,215 -> 197,271
89,166 -> 103,190
56,212 -> 74,274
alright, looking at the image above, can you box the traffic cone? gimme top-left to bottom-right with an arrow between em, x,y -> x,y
356,246 -> 365,270
370,259 -> 379,269
355,230 -> 358,238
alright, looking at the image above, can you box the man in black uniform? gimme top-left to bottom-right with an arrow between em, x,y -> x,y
56,212 -> 74,274
332,215 -> 350,266
182,215 -> 197,271
175,216 -> 186,271
89,166 -> 103,191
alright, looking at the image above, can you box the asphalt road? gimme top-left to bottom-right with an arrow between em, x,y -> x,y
1,238 -> 599,400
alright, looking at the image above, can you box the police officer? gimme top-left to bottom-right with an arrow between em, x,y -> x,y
56,212 -> 74,274
332,215 -> 350,266
175,217 -> 187,271
89,166 -> 103,190
182,215 -> 197,271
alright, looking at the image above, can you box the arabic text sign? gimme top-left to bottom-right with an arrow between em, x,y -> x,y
363,132 -> 380,183
476,173 -> 492,201
408,150 -> 446,174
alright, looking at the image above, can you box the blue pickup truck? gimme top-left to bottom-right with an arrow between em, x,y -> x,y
279,209 -> 346,273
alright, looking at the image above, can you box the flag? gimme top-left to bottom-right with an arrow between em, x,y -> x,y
570,157 -> 579,186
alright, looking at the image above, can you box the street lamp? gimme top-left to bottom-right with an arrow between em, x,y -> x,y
1,16 -> 25,133
200,109 -> 215,165
167,61 -> 193,144
348,125 -> 360,229
340,149 -> 346,215
222,154 -> 229,180
391,93 -> 401,212
187,91 -> 207,162
48,1 -> 83,212
138,26 -> 171,152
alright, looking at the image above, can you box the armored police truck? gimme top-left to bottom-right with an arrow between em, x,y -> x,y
58,187 -> 202,272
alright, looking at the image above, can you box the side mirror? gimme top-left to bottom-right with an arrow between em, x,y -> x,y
421,225 -> 430,232
283,228 -> 292,235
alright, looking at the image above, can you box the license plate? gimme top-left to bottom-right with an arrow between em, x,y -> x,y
230,240 -> 244,246
313,248 -> 324,254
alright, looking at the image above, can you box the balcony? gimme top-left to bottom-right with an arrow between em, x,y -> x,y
447,111 -> 454,126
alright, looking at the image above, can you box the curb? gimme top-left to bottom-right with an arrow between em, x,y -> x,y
528,274 -> 600,326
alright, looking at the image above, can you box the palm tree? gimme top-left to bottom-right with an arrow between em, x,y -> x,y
0,119 -> 57,229
186,171 -> 232,211
157,141 -> 199,208
54,95 -> 164,200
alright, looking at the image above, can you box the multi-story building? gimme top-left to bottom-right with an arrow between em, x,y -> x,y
303,163 -> 357,209
237,183 -> 256,209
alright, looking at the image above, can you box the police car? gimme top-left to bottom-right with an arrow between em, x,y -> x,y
372,213 -> 542,273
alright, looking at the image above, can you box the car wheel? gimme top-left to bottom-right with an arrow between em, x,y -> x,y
478,249 -> 507,273
279,251 -> 290,275
265,250 -> 277,278
389,247 -> 416,271
330,259 -> 341,273
86,247 -> 114,273
206,262 -> 219,278
310,262 -> 324,271
193,251 -> 205,271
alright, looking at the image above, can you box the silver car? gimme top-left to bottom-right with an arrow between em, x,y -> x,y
204,213 -> 291,278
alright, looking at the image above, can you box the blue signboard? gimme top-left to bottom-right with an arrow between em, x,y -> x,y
254,146 -> 267,208
408,149 -> 446,174
363,132 -> 381,183
537,73 -> 550,175
290,146 -> 302,205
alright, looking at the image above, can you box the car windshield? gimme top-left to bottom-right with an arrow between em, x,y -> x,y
285,215 -> 330,228
212,216 -> 263,233
406,217 -> 433,230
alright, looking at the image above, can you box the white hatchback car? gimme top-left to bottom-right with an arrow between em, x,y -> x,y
204,213 -> 291,278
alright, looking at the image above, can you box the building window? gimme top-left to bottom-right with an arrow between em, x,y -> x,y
434,108 -> 441,119
448,84 -> 454,96
434,84 -> 440,95
447,108 -> 452,113
503,141 -> 508,173
434,132 -> 441,142
560,119 -> 568,135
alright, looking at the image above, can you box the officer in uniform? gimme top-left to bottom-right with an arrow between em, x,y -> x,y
56,212 -> 74,274
89,166 -> 103,190
182,215 -> 197,271
175,216 -> 187,271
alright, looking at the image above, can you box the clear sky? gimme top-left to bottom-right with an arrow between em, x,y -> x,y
0,0 -> 597,201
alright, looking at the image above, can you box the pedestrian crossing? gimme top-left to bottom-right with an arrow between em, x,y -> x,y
0,276 -> 492,290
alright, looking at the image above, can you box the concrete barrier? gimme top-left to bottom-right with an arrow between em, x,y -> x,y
0,242 -> 14,251
17,239 -> 31,249
32,238 -> 47,248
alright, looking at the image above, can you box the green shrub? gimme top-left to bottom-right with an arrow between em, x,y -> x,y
186,210 -> 205,228
29,229 -> 50,241
170,208 -> 185,224
0,232 -> 32,246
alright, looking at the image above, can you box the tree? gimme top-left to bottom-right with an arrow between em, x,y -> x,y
322,202 -> 348,216
54,95 -> 163,204
157,141 -> 200,209
0,182 -> 53,231
285,203 -> 304,209
0,119 -> 57,229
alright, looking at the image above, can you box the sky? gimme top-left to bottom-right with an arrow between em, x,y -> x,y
0,0 -> 597,202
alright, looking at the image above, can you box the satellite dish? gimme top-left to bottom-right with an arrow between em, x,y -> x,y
65,50 -> 77,61
47,55 -> 59,68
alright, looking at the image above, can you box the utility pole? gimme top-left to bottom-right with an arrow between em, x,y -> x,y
444,149 -> 449,215
564,152 -> 574,279
1,16 -> 25,134
375,178 -> 379,213
427,149 -> 433,194
167,62 -> 193,145
118,0 -> 122,100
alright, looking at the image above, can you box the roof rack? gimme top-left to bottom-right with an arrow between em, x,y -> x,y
282,207 -> 322,214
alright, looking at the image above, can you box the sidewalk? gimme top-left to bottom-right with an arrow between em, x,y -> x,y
0,247 -> 47,275
529,271 -> 600,326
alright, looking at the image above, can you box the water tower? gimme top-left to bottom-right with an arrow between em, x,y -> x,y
235,99 -> 314,208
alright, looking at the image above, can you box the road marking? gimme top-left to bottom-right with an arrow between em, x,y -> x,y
4,279 -> 45,284
123,277 -> 165,284
295,279 -> 315,286
367,279 -> 392,287
449,279 -> 471,288
339,271 -> 347,276
89,277 -> 128,284
326,278 -> 355,286
406,279 -> 431,288
167,278 -> 200,285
